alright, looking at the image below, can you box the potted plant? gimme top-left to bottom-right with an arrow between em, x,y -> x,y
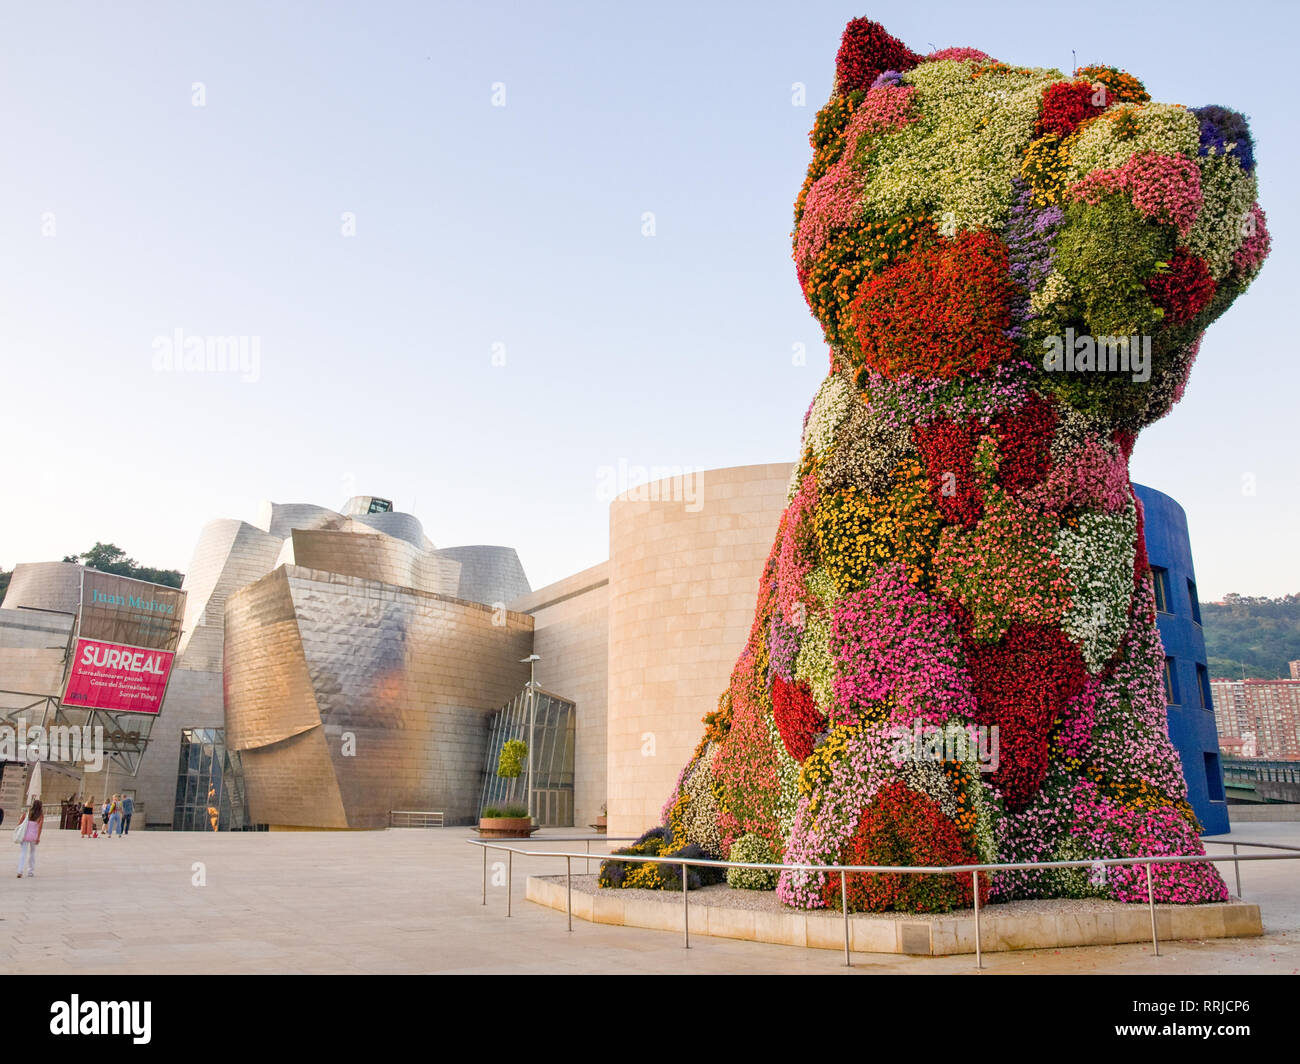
593,802 -> 607,834
477,804 -> 536,838
478,739 -> 535,837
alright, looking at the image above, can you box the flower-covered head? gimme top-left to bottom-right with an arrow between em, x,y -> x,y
794,17 -> 1269,432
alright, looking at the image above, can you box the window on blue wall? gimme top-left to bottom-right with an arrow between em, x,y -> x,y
1187,579 -> 1202,624
1152,567 -> 1171,613
1197,664 -> 1212,709
1163,657 -> 1180,705
1204,753 -> 1225,802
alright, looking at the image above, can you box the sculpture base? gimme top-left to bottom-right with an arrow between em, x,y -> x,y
526,875 -> 1261,956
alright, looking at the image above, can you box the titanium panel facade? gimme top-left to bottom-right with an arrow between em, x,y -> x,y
224,565 -> 535,828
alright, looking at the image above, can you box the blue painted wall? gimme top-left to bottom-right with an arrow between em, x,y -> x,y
1134,484 -> 1230,836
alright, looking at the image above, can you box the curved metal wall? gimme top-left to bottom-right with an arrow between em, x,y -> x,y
224,565 -> 535,828
1134,483 -> 1230,835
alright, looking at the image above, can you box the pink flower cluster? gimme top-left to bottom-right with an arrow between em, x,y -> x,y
794,156 -> 862,269
829,563 -> 976,724
1069,780 -> 1229,903
849,83 -> 918,143
777,721 -> 901,908
1053,675 -> 1100,759
1021,436 -> 1131,513
1233,203 -> 1271,276
777,475 -> 818,626
1069,152 -> 1203,237
927,46 -> 992,62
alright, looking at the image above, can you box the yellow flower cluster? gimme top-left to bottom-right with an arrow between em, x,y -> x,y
1085,765 -> 1202,832
1021,132 -> 1074,206
812,456 -> 940,594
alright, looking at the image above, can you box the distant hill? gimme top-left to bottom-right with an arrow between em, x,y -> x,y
1201,594 -> 1300,679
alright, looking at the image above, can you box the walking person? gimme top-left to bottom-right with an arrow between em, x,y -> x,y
15,798 -> 44,878
80,796 -> 95,838
100,797 -> 110,837
108,794 -> 123,838
120,794 -> 134,836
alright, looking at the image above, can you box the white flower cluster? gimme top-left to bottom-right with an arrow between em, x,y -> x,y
1066,102 -> 1200,179
1187,151 -> 1259,280
1057,504 -> 1138,671
856,61 -> 1056,235
802,372 -> 855,458
818,401 -> 914,496
764,714 -> 801,837
681,743 -> 724,857
794,611 -> 836,712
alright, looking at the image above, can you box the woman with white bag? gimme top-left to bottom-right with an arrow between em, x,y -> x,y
14,798 -> 44,878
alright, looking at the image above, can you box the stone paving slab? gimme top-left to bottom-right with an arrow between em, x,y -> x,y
0,824 -> 1296,973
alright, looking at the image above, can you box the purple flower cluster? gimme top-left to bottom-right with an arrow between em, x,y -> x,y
1001,178 -> 1063,337
767,612 -> 800,683
1192,104 -> 1255,172
860,359 -> 1034,429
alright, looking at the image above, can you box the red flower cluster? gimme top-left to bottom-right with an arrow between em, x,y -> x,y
849,232 -> 1019,379
1146,249 -> 1217,324
914,419 -> 985,527
993,394 -> 1057,493
1037,80 -> 1106,139
822,782 -> 987,912
771,675 -> 824,761
966,623 -> 1090,808
835,17 -> 920,94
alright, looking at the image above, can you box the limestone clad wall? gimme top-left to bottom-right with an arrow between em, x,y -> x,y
606,463 -> 793,838
510,562 -> 609,830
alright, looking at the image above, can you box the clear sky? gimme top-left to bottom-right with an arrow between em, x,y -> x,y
1,0 -> 1295,600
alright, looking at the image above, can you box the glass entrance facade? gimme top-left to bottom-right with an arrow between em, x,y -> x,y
479,687 -> 575,826
173,727 -> 253,831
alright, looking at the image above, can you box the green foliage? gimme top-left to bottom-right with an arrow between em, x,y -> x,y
1202,594 -> 1300,678
63,542 -> 184,588
497,739 -> 527,779
480,804 -> 529,820
0,569 -> 9,607
481,806 -> 502,819
726,833 -> 779,891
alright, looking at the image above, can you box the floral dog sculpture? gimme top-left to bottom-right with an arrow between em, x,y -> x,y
606,17 -> 1269,912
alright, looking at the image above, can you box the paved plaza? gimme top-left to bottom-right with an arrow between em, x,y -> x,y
2,823 -> 1297,974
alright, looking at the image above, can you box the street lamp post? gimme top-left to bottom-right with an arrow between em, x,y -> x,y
520,655 -> 541,822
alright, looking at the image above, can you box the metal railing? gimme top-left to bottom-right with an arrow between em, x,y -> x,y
467,836 -> 1300,969
390,810 -> 444,828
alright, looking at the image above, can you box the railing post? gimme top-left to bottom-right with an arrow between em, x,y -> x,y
1146,861 -> 1158,956
840,870 -> 850,967
567,855 -> 573,933
586,837 -> 591,875
682,862 -> 690,948
481,845 -> 487,905
973,869 -> 982,971
507,849 -> 513,918
1233,843 -> 1243,899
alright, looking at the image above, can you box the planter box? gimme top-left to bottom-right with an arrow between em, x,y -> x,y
478,817 -> 536,838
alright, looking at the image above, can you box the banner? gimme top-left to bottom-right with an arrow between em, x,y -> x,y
77,570 -> 185,653
61,638 -> 175,715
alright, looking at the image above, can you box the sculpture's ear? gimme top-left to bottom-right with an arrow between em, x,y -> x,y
835,17 -> 922,94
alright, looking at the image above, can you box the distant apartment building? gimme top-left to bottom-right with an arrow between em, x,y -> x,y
1211,678 -> 1300,760
1290,659 -> 1300,680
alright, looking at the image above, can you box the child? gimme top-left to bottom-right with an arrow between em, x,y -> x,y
15,798 -> 43,878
